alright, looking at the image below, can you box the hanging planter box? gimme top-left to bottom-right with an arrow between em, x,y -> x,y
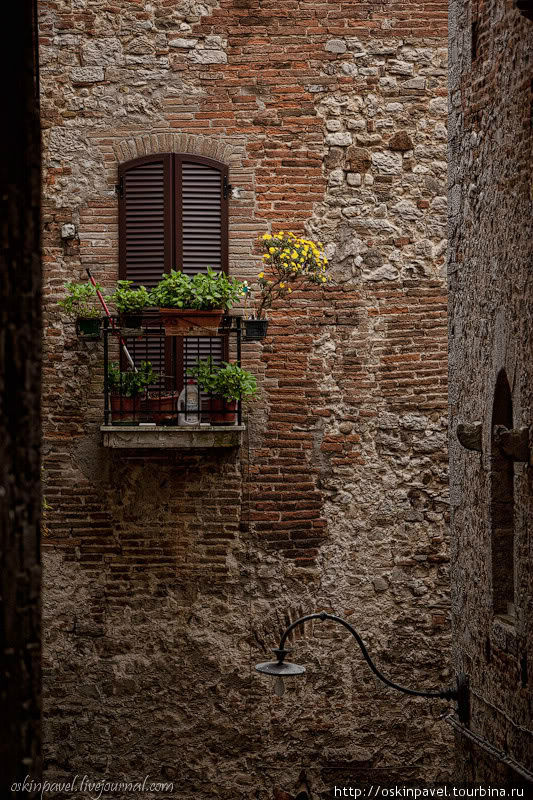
159,309 -> 224,337
76,317 -> 101,339
119,312 -> 143,330
243,319 -> 269,341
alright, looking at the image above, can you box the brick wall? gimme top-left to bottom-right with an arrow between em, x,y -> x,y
39,0 -> 452,795
449,0 -> 533,782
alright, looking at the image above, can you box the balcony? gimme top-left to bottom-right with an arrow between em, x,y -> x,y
101,314 -> 245,449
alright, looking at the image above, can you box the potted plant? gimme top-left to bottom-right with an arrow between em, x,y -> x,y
106,280 -> 150,329
142,389 -> 180,424
106,361 -> 157,422
187,357 -> 257,425
149,268 -> 245,336
58,281 -> 103,339
242,232 -> 331,340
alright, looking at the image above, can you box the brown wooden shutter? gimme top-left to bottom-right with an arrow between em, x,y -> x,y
118,155 -> 173,385
175,155 -> 229,385
119,154 -> 172,288
176,155 -> 228,275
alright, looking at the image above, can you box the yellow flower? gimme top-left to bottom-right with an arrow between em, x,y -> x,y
280,282 -> 286,288
291,251 -> 298,259
321,277 -> 327,283
258,272 -> 264,278
269,247 -> 276,254
263,254 -> 270,260
288,288 -> 292,293
263,233 -> 272,240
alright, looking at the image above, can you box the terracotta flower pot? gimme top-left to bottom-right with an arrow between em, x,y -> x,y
201,397 -> 237,425
110,394 -> 141,422
141,393 -> 178,424
159,308 -> 224,337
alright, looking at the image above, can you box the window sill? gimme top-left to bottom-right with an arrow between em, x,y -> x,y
101,424 -> 245,449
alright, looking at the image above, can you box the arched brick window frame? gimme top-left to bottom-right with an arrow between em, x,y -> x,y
490,369 -> 515,618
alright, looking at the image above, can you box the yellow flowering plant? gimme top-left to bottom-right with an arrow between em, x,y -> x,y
248,232 -> 331,319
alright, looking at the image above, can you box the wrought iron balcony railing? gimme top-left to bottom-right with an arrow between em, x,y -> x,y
102,314 -> 243,428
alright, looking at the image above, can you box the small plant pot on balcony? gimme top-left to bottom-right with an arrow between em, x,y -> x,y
243,319 -> 269,341
119,312 -> 143,330
141,393 -> 179,424
202,397 -> 237,426
110,394 -> 141,423
160,309 -> 224,337
76,317 -> 101,339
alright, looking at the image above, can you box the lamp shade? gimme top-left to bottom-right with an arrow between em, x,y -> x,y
255,660 -> 306,676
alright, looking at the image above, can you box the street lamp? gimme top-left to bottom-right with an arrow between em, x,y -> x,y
255,611 -> 470,724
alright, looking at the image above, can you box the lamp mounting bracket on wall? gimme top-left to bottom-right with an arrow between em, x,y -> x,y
255,611 -> 470,726
223,175 -> 233,199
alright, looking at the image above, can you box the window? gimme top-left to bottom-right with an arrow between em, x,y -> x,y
490,369 -> 515,618
118,153 -> 229,388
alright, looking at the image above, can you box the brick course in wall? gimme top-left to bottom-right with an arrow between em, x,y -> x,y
449,0 -> 533,783
39,0 -> 452,796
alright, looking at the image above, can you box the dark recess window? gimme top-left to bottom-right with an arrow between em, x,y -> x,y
118,153 -> 229,388
471,21 -> 478,62
490,369 -> 515,618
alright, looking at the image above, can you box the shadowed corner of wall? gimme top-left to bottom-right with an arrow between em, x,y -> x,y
273,769 -> 312,800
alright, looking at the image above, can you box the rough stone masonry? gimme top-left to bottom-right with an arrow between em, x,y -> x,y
448,0 -> 533,783
39,0 -> 451,796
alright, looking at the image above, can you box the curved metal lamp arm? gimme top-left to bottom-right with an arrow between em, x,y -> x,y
278,612 -> 458,702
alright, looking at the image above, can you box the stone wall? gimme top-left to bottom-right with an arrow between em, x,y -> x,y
448,0 -> 533,783
39,0 -> 452,796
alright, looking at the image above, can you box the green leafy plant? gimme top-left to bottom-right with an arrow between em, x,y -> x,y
187,358 -> 258,403
186,357 -> 219,395
106,280 -> 150,314
107,361 -> 157,397
58,281 -> 102,319
149,268 -> 245,311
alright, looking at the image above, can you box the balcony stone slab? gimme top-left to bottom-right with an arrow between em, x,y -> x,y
101,424 -> 244,449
